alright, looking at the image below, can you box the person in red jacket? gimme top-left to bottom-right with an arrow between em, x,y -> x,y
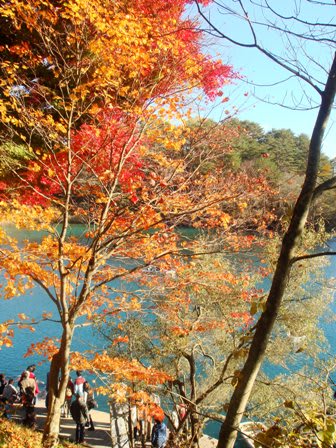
27,365 -> 39,403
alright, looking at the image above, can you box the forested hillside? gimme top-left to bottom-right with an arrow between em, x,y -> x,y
224,119 -> 335,230
1,118 -> 334,230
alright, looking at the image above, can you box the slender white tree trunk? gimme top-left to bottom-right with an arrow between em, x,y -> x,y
217,53 -> 336,448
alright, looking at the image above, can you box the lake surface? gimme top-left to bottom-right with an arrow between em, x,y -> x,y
0,226 -> 335,441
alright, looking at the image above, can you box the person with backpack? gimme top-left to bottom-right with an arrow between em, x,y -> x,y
70,392 -> 89,444
20,371 -> 36,398
20,372 -> 37,428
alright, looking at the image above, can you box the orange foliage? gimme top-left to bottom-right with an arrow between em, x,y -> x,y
70,351 -> 171,402
24,337 -> 60,360
0,1 -> 276,436
0,419 -> 44,448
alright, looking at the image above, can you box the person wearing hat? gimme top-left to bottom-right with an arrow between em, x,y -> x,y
151,408 -> 167,448
70,392 -> 89,444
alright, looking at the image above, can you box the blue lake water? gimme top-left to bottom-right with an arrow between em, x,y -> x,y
0,226 -> 335,441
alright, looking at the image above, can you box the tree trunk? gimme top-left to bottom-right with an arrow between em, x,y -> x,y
42,324 -> 74,448
217,53 -> 336,448
190,410 -> 201,447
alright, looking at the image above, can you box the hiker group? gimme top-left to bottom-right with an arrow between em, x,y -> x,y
129,395 -> 168,448
64,370 -> 97,444
0,365 -> 39,428
0,367 -> 168,447
0,367 -> 97,444
45,369 -> 97,443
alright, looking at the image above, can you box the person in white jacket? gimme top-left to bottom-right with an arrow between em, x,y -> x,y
74,371 -> 86,395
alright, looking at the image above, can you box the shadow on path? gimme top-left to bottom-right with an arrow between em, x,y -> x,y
12,399 -> 112,448
11,400 -> 217,448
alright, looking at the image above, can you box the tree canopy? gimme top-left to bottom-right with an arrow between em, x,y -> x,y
0,2 -> 335,448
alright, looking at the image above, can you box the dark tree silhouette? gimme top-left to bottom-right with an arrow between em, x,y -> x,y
195,1 -> 336,446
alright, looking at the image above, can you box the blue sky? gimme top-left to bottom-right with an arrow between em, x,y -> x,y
222,45 -> 336,159
193,0 -> 336,159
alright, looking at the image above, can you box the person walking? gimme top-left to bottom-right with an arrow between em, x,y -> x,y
83,381 -> 96,431
74,370 -> 86,395
70,392 -> 89,444
151,409 -> 167,448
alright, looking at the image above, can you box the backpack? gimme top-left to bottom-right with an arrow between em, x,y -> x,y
87,397 -> 98,410
22,386 -> 35,406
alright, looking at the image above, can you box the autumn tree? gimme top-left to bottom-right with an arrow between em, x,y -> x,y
0,0 -> 259,446
195,1 -> 336,446
98,251 -> 260,446
97,223 -> 333,447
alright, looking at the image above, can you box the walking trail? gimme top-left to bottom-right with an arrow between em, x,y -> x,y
12,399 -> 217,448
